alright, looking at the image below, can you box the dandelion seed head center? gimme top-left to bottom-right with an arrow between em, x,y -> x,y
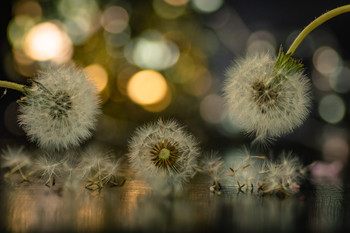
49,91 -> 72,119
150,141 -> 179,171
252,80 -> 280,112
159,148 -> 171,160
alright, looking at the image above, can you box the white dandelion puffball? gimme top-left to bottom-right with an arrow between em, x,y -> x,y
223,52 -> 311,143
127,119 -> 200,191
18,64 -> 101,150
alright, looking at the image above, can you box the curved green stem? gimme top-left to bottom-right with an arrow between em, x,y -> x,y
287,5 -> 350,55
0,80 -> 25,93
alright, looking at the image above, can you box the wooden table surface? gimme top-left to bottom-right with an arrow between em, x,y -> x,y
1,170 -> 349,233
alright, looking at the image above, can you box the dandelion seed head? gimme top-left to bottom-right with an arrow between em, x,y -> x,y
223,52 -> 311,143
18,64 -> 101,151
127,119 -> 200,190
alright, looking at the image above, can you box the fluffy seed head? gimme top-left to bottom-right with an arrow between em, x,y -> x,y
223,51 -> 311,143
127,119 -> 200,190
18,64 -> 101,150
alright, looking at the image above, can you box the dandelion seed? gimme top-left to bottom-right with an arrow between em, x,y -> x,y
225,147 -> 264,191
1,146 -> 32,181
127,119 -> 200,192
17,64 -> 101,151
259,151 -> 306,195
77,146 -> 125,191
32,153 -> 65,186
223,49 -> 311,143
197,152 -> 225,194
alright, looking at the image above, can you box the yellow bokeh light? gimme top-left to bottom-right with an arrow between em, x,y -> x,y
84,64 -> 109,92
127,70 -> 168,105
142,88 -> 172,112
23,22 -> 73,63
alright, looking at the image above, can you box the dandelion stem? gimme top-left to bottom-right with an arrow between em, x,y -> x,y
0,80 -> 25,93
287,5 -> 350,55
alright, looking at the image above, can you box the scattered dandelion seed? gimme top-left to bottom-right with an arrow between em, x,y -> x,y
32,153 -> 65,187
259,151 -> 306,196
1,146 -> 32,182
197,152 -> 225,194
77,146 -> 125,191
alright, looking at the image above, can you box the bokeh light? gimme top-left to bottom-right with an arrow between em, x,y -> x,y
7,15 -> 36,49
313,46 -> 342,76
14,0 -> 42,18
318,94 -> 345,124
200,94 -> 224,124
23,22 -> 73,63
246,30 -> 276,55
125,30 -> 180,70
164,0 -> 190,6
127,70 -> 168,106
142,88 -> 172,112
84,64 -> 108,92
101,6 -> 129,34
322,136 -> 349,163
58,0 -> 101,45
191,0 -> 224,13
153,0 -> 187,19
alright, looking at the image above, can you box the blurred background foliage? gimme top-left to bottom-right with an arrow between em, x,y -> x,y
1,0 -> 350,179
